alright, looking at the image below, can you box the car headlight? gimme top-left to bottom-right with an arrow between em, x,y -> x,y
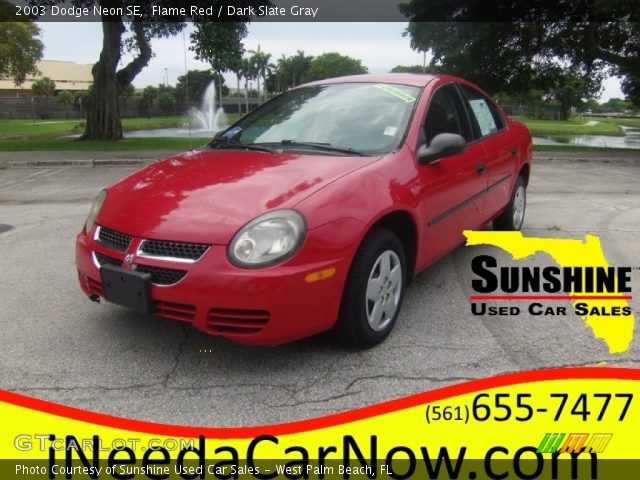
229,210 -> 306,267
84,189 -> 107,235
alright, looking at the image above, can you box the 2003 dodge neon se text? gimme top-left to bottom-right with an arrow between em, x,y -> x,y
76,73 -> 532,348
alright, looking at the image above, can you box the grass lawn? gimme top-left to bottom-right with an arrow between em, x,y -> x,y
533,144 -> 638,153
593,116 -> 640,128
0,113 -> 246,151
0,113 -> 243,140
0,137 -> 211,151
0,116 -> 193,140
517,117 -> 624,136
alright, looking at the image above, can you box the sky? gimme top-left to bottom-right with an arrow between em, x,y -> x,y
36,22 -> 624,101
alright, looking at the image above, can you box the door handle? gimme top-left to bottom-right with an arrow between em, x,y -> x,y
476,162 -> 486,174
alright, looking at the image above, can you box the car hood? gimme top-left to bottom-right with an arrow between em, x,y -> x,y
98,148 -> 379,244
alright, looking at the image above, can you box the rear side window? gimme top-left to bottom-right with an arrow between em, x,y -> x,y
459,84 -> 505,138
422,84 -> 472,144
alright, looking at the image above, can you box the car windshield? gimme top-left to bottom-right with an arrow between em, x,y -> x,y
216,82 -> 421,155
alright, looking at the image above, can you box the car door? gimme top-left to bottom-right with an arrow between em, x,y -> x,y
457,83 -> 517,219
415,83 -> 489,265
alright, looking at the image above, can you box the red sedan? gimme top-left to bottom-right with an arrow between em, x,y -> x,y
76,74 -> 532,348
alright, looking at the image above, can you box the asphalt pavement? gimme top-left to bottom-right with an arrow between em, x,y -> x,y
0,157 -> 638,426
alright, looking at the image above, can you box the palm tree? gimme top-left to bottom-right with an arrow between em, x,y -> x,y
264,60 -> 275,97
276,54 -> 290,92
240,57 -> 254,113
248,45 -> 272,101
290,50 -> 313,87
229,58 -> 244,114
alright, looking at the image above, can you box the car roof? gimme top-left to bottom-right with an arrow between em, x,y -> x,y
303,73 -> 441,88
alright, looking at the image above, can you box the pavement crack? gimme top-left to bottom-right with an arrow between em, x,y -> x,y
390,342 -> 483,351
290,357 -> 342,396
344,374 -> 474,391
162,323 -> 189,388
563,358 -> 640,367
265,390 -> 362,408
164,383 -> 297,394
9,383 -> 161,393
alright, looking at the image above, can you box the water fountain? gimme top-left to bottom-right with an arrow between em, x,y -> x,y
126,80 -> 228,138
189,81 -> 228,132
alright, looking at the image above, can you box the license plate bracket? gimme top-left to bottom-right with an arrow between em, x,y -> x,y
100,264 -> 152,314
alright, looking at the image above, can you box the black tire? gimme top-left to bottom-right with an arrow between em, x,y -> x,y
333,228 -> 406,349
493,175 -> 526,231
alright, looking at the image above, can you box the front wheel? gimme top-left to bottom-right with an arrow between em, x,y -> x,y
493,176 -> 526,231
333,228 -> 406,349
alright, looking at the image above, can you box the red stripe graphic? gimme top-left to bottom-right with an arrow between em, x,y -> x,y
470,295 -> 632,301
0,368 -> 639,439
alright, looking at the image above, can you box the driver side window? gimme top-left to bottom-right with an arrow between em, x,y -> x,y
423,84 -> 471,145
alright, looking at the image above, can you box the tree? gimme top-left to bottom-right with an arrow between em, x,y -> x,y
248,45 -> 273,99
31,76 -> 56,97
28,0 -> 269,140
390,65 -> 427,73
289,50 -> 313,87
157,91 -> 176,114
269,54 -> 290,93
138,85 -> 158,116
56,90 -> 74,105
600,97 -> 632,113
74,88 -> 91,117
175,70 -> 228,103
239,56 -> 254,113
399,1 -> 640,105
70,2 -> 180,139
229,55 -> 244,99
0,0 -> 43,85
546,69 -> 602,120
390,64 -> 445,74
400,22 -> 544,95
120,83 -> 136,97
581,98 -> 602,113
190,22 -> 248,107
265,53 -> 292,94
271,50 -> 313,91
304,53 -> 367,82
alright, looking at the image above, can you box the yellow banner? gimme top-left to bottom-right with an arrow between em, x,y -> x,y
2,368 -> 639,479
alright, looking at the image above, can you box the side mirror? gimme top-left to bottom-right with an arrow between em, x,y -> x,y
417,133 -> 466,165
215,126 -> 242,141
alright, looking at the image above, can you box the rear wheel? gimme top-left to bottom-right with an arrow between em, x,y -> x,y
333,228 -> 406,348
493,176 -> 526,231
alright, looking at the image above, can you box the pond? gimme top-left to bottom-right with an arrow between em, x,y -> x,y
125,127 -> 213,138
123,125 -> 640,150
533,125 -> 640,149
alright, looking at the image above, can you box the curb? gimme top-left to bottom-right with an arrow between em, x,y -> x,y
0,152 -> 638,169
534,155 -> 640,165
0,159 -> 153,168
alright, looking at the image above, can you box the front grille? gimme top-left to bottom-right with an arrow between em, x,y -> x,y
94,251 -> 123,267
206,307 -> 270,335
134,264 -> 187,285
98,227 -> 132,252
154,300 -> 196,322
140,240 -> 209,261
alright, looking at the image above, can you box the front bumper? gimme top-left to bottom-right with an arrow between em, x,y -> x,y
76,222 -> 360,346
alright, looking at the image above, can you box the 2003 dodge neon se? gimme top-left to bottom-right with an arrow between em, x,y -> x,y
76,73 -> 532,348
